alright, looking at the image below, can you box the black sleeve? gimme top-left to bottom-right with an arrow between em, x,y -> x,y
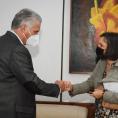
9,45 -> 60,97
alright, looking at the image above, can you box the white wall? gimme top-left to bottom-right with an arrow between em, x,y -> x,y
0,0 -> 95,102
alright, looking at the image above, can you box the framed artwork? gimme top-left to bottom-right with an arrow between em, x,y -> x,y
69,0 -> 98,73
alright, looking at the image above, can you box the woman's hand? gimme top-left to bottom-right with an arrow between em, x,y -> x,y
90,89 -> 104,99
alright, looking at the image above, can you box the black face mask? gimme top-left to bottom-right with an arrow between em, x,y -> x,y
96,47 -> 118,61
96,47 -> 104,57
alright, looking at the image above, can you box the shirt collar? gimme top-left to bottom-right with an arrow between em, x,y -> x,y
10,30 -> 24,45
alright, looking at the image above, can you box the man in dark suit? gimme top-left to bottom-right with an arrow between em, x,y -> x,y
0,8 -> 62,118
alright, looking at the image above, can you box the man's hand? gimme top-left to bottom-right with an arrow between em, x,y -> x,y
55,80 -> 72,92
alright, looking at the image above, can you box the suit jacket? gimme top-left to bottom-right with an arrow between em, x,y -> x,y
0,31 -> 60,118
70,59 -> 118,104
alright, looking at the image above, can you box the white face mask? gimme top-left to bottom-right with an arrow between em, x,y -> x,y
26,28 -> 40,46
26,34 -> 40,46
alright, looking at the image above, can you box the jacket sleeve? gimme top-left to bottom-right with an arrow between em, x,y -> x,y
103,91 -> 118,104
9,45 -> 60,97
103,66 -> 118,103
69,60 -> 105,96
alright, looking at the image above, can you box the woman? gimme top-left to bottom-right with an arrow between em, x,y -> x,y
69,32 -> 118,118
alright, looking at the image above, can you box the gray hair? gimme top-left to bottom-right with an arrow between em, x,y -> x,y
11,8 -> 42,29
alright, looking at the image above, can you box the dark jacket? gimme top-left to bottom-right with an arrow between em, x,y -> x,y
0,31 -> 60,118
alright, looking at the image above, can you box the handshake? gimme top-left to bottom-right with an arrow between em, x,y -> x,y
55,80 -> 72,92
